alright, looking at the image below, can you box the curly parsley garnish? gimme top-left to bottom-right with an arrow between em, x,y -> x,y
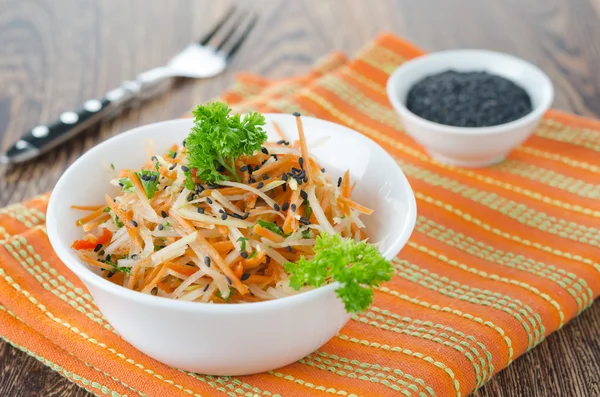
284,233 -> 393,313
186,102 -> 267,184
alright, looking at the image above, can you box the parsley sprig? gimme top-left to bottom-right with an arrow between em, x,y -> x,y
186,102 -> 267,184
284,233 -> 393,313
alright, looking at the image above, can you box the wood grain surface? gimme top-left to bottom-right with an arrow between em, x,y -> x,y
1,0 -> 600,396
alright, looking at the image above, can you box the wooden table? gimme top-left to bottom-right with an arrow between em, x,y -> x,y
1,0 -> 600,396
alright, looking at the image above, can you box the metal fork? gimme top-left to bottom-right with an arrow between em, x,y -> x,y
1,7 -> 258,165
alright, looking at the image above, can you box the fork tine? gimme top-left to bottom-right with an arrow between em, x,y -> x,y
198,5 -> 236,46
224,14 -> 258,60
214,13 -> 246,52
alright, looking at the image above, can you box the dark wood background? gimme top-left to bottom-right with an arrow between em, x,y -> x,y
1,0 -> 600,396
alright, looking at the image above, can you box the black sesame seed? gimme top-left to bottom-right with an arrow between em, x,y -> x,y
256,181 -> 264,189
282,202 -> 289,211
241,251 -> 249,259
130,220 -> 138,227
273,203 -> 281,211
231,213 -> 242,219
171,151 -> 177,159
105,254 -> 112,262
118,182 -> 124,187
337,177 -> 342,187
197,207 -> 205,214
217,165 -> 226,172
261,147 -> 269,155
151,156 -> 158,161
240,165 -> 248,172
169,163 -> 177,170
282,184 -> 287,192
131,254 -> 137,259
271,154 -> 278,160
158,224 -> 164,231
298,157 -> 304,169
204,256 -> 211,267
281,173 -> 288,181
299,216 -> 310,225
263,174 -> 270,180
195,183 -> 204,193
206,198 -> 213,204
181,165 -> 189,172
150,174 -> 157,182
221,213 -> 228,220
99,250 -> 105,256
292,167 -> 301,173
241,273 -> 250,281
218,209 -> 224,213
203,284 -> 210,292
182,139 -> 186,147
277,140 -> 288,145
303,176 -> 308,183
226,276 -> 232,285
161,210 -> 168,218
291,204 -> 297,212
300,190 -> 308,200
94,244 -> 102,252
107,271 -> 115,279
293,111 -> 301,117
241,212 -> 250,219
151,287 -> 158,295
261,159 -> 268,166
187,194 -> 195,202
248,178 -> 256,184
141,174 -> 151,181
321,167 -> 325,172
207,184 -> 220,189
286,246 -> 292,252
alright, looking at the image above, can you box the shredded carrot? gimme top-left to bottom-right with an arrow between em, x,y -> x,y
76,206 -> 106,226
282,189 -> 301,234
71,204 -> 105,211
253,224 -> 285,243
338,196 -> 374,215
272,121 -> 286,141
294,114 -> 313,183
252,156 -> 292,177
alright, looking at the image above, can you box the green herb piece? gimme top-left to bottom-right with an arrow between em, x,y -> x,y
301,229 -> 312,239
247,251 -> 257,259
163,221 -> 171,228
103,207 -> 111,213
114,215 -> 124,228
167,149 -> 177,158
304,200 -> 313,219
186,102 -> 267,184
136,170 -> 160,199
237,236 -> 249,252
284,233 -> 393,313
99,259 -> 131,274
119,178 -> 134,192
110,163 -> 115,170
216,289 -> 236,302
155,161 -> 161,171
257,219 -> 284,236
184,170 -> 195,191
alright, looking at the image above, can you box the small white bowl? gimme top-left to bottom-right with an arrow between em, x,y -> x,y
387,49 -> 554,167
46,114 -> 417,375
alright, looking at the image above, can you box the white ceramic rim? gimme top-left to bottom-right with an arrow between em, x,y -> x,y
386,49 -> 555,135
47,116 -> 417,314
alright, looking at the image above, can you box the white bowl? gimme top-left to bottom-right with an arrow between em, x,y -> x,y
46,114 -> 417,375
386,49 -> 554,167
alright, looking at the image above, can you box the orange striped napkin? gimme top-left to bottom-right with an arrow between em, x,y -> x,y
1,33 -> 599,397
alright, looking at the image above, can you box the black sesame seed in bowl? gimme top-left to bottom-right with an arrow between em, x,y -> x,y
387,49 -> 554,168
406,70 -> 533,128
